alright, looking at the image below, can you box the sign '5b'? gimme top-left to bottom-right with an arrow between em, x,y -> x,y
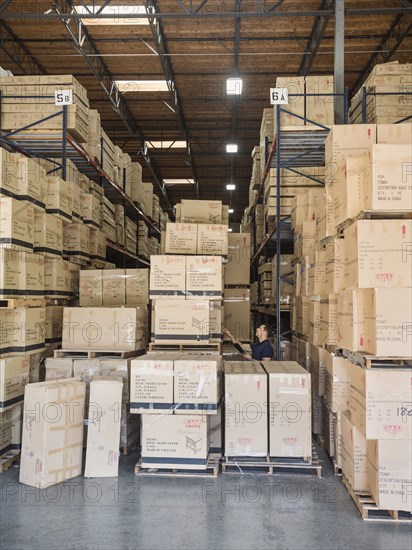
55,89 -> 73,106
270,88 -> 288,105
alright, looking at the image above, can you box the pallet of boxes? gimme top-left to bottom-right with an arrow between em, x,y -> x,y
132,200 -> 228,475
311,120 -> 412,520
17,266 -> 149,487
222,360 -> 321,476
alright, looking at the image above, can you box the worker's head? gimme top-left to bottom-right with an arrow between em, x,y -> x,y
256,324 -> 270,342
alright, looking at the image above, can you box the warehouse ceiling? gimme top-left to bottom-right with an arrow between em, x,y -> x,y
1,0 -> 411,219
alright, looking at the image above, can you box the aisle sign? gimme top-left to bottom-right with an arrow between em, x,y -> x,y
270,88 -> 288,105
55,90 -> 73,106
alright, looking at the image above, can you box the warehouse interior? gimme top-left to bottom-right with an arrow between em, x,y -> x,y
0,1 -> 412,549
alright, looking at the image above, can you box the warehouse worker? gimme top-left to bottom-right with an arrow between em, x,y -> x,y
223,325 -> 274,361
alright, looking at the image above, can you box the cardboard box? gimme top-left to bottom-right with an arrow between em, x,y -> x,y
310,345 -> 328,396
344,220 -> 412,289
180,200 -> 222,224
225,233 -> 251,285
274,77 -> 305,127
197,224 -> 228,256
377,123 -> 412,144
84,377 -> 123,478
174,355 -> 222,413
209,407 -> 222,452
322,397 -> 338,458
150,255 -> 186,299
319,294 -> 339,346
34,210 -> 63,256
323,238 -> 345,294
224,287 -> 250,342
165,223 -> 197,254
79,269 -> 103,306
0,148 -> 19,199
130,353 -> 175,413
350,364 -> 412,440
367,440 -> 412,512
15,155 -> 47,208
102,269 -> 126,306
0,249 -> 21,297
46,176 -> 73,223
153,300 -> 210,344
18,251 -> 44,297
45,358 -> 74,381
297,338 -> 311,371
312,389 -> 323,435
63,222 -> 90,260
296,296 -> 310,337
336,290 -> 366,352
141,413 -> 209,469
341,411 -> 367,491
209,300 -> 223,342
186,256 -> 223,299
0,356 -> 29,411
0,197 -> 34,250
365,288 -> 412,356
99,358 -> 130,402
141,182 -> 153,217
45,305 -> 64,345
361,144 -> 412,212
62,307 -> 148,351
1,307 -> 46,355
225,361 -> 267,457
309,299 -> 321,345
19,379 -> 86,488
125,268 -> 149,305
306,75 -> 334,126
82,193 -> 101,228
265,361 -> 311,459
324,353 -> 350,414
44,257 -> 71,298
90,229 -> 106,260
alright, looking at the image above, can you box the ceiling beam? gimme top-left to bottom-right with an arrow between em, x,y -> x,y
0,21 -> 47,74
52,0 -> 173,212
299,0 -> 333,76
350,12 -> 412,96
144,0 -> 200,199
3,7 -> 412,20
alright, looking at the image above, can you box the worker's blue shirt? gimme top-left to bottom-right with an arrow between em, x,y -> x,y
251,340 -> 274,360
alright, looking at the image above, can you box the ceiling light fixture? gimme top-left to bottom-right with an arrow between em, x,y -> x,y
228,228 -> 233,232
226,184 -> 236,191
226,77 -> 243,95
226,144 -> 238,153
147,141 -> 187,149
74,5 -> 150,25
116,80 -> 169,92
228,208 -> 234,214
163,178 -> 195,186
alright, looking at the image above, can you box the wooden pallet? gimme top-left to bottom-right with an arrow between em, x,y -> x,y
222,445 -> 321,477
0,450 -> 20,473
54,348 -> 146,359
148,342 -> 222,353
326,346 -> 412,369
330,455 -> 342,476
134,453 -> 220,478
342,475 -> 412,523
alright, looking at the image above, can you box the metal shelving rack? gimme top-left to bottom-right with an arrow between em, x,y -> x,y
0,93 -> 161,268
360,88 -> 412,124
249,91 -> 349,360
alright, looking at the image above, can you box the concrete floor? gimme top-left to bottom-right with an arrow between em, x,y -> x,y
1,446 -> 411,550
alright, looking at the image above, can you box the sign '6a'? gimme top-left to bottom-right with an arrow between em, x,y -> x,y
270,88 -> 288,105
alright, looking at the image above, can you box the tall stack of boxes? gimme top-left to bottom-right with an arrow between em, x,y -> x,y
290,117 -> 412,511
224,232 -> 251,343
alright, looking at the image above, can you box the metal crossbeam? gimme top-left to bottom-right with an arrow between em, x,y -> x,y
52,0 -> 173,211
3,7 -> 412,19
145,0 -> 200,199
0,21 -> 47,74
0,0 -> 13,14
350,13 -> 412,96
299,0 -> 333,76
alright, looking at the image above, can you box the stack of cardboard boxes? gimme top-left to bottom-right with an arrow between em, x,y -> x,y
131,353 -> 223,469
350,61 -> 412,124
225,361 -> 312,460
224,233 -> 251,343
290,120 -> 412,512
